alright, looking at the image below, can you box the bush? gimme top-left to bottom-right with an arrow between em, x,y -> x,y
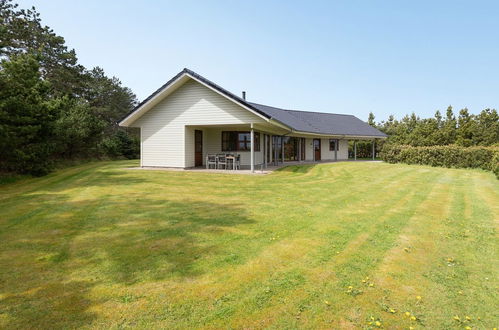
381,144 -> 499,178
492,152 -> 499,179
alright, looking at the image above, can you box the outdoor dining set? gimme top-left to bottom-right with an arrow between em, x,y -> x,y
206,154 -> 241,170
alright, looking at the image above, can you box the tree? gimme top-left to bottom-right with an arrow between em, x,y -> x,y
456,108 -> 474,147
0,54 -> 58,175
0,0 -> 84,96
368,112 -> 376,126
0,0 -> 140,176
441,106 -> 457,144
473,108 -> 499,146
54,99 -> 106,158
81,66 -> 137,128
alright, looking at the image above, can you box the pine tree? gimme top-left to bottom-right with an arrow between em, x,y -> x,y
368,112 -> 376,126
0,54 -> 58,175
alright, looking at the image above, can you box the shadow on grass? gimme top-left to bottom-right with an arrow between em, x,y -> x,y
1,186 -> 254,327
0,165 -> 149,203
93,196 -> 255,283
1,281 -> 98,329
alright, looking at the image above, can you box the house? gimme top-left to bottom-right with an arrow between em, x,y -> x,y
119,68 -> 387,171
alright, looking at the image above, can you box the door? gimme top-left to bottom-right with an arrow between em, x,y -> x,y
195,130 -> 203,167
313,139 -> 321,161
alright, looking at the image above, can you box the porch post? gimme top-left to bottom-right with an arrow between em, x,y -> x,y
263,134 -> 267,168
354,140 -> 357,161
274,135 -> 279,166
281,136 -> 284,164
269,135 -> 273,165
250,124 -> 255,172
298,138 -> 302,162
335,139 -> 338,161
313,139 -> 315,161
372,139 -> 375,160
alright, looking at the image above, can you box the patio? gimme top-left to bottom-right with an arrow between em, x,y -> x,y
127,159 -> 381,175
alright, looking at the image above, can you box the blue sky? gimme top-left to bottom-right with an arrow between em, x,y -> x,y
18,0 -> 499,121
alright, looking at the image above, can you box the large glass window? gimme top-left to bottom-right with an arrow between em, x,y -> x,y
271,137 -> 306,161
283,137 -> 299,161
222,131 -> 260,151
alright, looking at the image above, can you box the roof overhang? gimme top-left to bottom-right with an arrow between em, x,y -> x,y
290,130 -> 387,139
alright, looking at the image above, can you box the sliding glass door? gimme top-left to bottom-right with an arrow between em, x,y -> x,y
283,137 -> 298,161
272,136 -> 306,163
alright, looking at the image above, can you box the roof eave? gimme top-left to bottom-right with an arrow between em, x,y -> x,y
282,129 -> 388,139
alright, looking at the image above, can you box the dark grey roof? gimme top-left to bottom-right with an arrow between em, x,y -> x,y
120,68 -> 387,138
249,102 -> 387,137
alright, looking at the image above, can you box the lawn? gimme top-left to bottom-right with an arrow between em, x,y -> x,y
0,161 -> 497,329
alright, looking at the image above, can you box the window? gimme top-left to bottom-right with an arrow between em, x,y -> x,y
329,139 -> 339,151
222,131 -> 260,151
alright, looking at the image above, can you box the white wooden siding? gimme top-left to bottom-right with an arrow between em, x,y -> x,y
134,79 -> 266,167
320,138 -> 348,160
302,138 -> 348,161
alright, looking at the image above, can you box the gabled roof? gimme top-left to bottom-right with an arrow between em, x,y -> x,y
119,68 -> 387,138
119,68 -> 272,126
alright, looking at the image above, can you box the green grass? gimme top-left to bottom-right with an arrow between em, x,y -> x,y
0,160 -> 497,329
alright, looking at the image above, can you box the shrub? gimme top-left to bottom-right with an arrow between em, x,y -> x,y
492,152 -> 499,179
381,144 -> 499,178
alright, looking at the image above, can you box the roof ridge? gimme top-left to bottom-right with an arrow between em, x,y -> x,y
285,109 -> 355,117
248,101 -> 354,117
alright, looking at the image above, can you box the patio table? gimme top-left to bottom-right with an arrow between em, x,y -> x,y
226,155 -> 237,170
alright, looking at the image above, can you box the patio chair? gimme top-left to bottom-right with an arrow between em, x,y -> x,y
217,154 -> 228,170
206,154 -> 217,169
234,154 -> 241,170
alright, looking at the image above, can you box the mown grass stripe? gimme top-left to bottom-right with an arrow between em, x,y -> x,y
0,161 -> 497,329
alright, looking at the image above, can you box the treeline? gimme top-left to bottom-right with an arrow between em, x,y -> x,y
0,0 -> 138,176
368,107 -> 499,177
350,107 -> 498,159
351,107 -> 498,158
375,106 -> 498,147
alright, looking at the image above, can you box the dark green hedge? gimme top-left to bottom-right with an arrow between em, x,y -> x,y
381,144 -> 499,178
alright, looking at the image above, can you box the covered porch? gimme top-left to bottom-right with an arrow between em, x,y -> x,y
187,123 -> 380,172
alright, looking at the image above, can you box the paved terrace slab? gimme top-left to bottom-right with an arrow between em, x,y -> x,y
125,160 -> 382,175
